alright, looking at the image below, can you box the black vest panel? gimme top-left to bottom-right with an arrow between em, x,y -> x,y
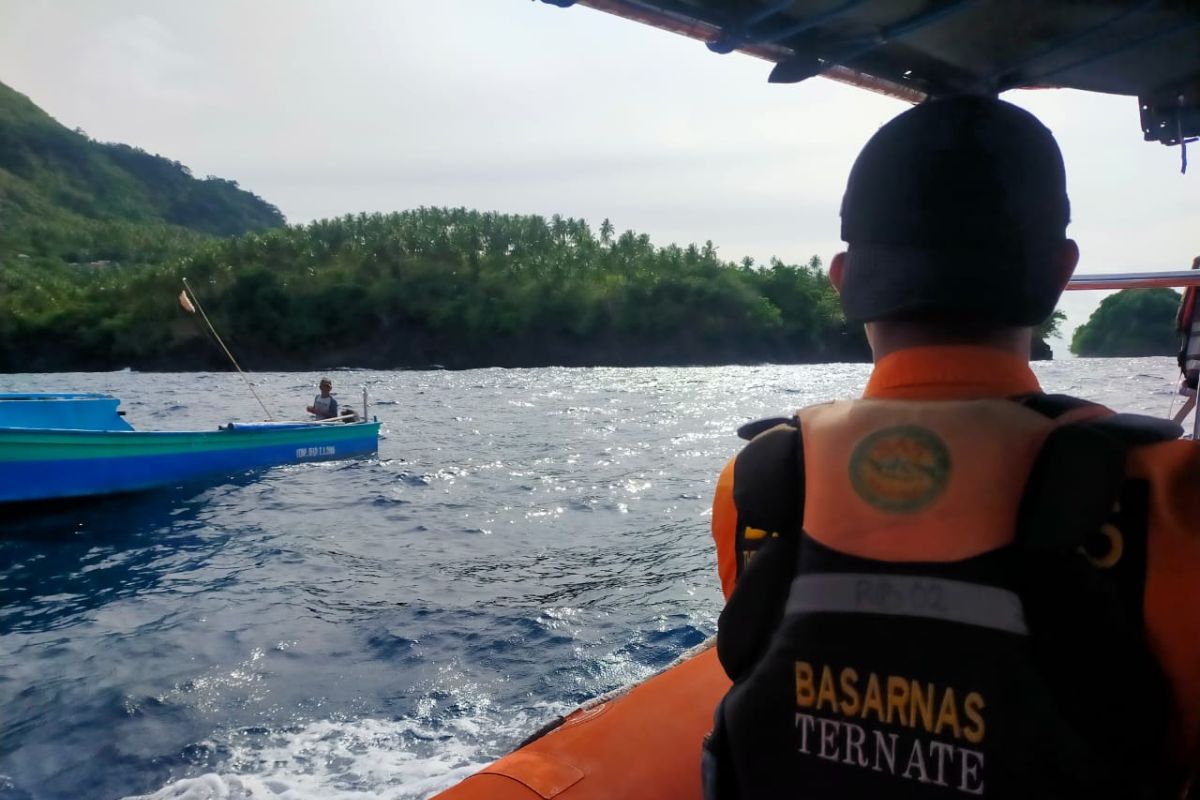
720,537 -> 1153,799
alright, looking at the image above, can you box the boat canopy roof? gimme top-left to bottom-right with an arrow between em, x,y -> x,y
542,0 -> 1200,145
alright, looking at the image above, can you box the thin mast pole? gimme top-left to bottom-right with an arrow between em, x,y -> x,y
182,278 -> 275,421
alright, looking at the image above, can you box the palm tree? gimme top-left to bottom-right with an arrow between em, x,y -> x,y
600,218 -> 614,246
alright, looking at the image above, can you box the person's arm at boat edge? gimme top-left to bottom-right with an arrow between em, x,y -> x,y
1133,438 -> 1200,770
711,457 -> 738,601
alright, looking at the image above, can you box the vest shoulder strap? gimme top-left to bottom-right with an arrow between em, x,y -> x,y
1017,412 -> 1182,549
720,418 -> 803,681
1011,391 -> 1100,419
1012,413 -> 1180,785
731,418 -> 802,542
1090,412 -> 1184,445
736,416 -> 794,441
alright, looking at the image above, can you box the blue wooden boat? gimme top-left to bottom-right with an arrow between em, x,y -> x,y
0,393 -> 380,504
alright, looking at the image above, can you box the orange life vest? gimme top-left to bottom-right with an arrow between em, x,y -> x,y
706,394 -> 1184,800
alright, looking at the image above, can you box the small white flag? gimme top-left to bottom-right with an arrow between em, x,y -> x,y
179,289 -> 196,314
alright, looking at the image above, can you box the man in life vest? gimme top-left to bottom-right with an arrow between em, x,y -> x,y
705,97 -> 1200,799
1173,257 -> 1200,427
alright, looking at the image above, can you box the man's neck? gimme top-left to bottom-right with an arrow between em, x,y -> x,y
865,321 -> 1033,363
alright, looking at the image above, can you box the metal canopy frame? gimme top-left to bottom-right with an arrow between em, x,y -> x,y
542,0 -> 1200,145
1067,271 -> 1200,291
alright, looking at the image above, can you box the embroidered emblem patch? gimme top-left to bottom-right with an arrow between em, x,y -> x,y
849,425 -> 951,512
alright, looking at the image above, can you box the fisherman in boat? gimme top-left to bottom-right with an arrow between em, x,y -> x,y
1172,257 -> 1200,426
707,96 -> 1200,799
306,377 -> 340,419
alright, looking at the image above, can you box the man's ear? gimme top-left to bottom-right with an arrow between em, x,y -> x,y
1056,239 -> 1079,290
829,252 -> 847,294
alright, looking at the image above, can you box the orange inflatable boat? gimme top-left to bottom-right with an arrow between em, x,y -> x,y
432,641 -> 728,799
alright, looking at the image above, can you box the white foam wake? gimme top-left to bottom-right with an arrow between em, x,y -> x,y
121,709 -> 564,800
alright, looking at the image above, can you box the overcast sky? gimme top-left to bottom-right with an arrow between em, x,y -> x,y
2,0 -> 1195,348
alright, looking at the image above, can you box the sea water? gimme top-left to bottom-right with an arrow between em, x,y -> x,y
0,359 -> 1187,800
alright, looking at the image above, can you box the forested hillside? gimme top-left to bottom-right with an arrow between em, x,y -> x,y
0,80 -> 283,265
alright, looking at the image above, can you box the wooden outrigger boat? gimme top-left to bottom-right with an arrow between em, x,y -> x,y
0,392 -> 380,505
432,1 -> 1200,798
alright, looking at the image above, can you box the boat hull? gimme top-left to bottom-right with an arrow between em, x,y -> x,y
0,421 -> 380,503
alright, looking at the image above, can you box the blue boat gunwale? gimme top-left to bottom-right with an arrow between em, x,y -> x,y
0,392 -> 113,400
0,393 -> 382,503
0,420 -> 380,437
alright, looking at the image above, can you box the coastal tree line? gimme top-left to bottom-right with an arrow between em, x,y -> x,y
1070,287 -> 1181,357
2,207 -> 871,371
